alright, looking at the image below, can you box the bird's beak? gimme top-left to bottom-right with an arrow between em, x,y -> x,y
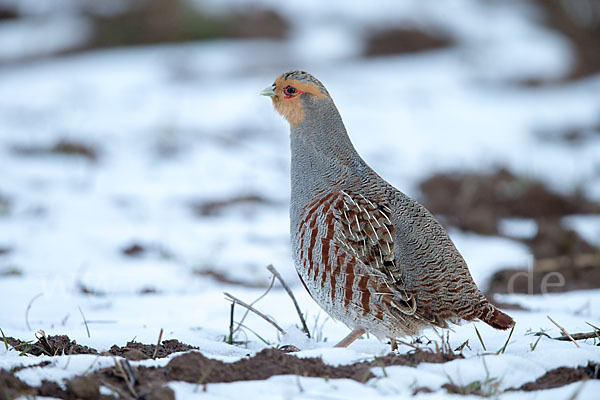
260,85 -> 277,97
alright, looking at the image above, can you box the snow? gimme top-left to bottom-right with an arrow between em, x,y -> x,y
499,218 -> 539,240
563,215 -> 600,246
1,0 -> 600,399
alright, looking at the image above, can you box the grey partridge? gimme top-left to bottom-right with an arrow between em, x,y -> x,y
261,71 -> 514,347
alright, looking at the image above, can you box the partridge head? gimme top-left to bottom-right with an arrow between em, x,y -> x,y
262,70 -> 514,348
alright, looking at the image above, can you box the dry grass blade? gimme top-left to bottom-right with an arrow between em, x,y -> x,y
101,380 -> 130,399
120,359 -> 137,386
431,328 -> 454,356
152,328 -> 164,359
25,293 -> 43,331
231,275 -> 276,338
267,264 -> 311,338
113,357 -> 137,398
227,303 -> 235,344
547,315 -> 580,348
454,339 -> 471,352
78,306 -> 91,338
224,292 -> 285,334
396,339 -> 418,349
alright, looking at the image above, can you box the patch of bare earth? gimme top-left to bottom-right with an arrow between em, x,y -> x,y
419,168 -> 600,296
189,194 -> 275,217
2,334 -> 598,399
529,0 -> 600,82
364,28 -> 453,57
419,168 -> 599,235
106,339 -> 198,361
3,335 -> 97,357
516,361 -> 600,391
11,140 -> 100,162
0,336 -> 462,400
3,335 -> 195,359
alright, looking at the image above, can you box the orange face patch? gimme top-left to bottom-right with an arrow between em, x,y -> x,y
270,76 -> 328,128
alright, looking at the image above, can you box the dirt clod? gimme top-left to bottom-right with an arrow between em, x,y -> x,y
0,369 -> 35,400
107,339 -> 198,360
4,335 -> 97,356
122,243 -> 147,257
419,169 -> 599,235
163,348 -> 372,383
194,268 -> 269,288
487,218 -> 600,295
4,336 -> 594,399
77,347 -> 463,398
38,380 -> 67,398
67,376 -> 101,400
365,28 -> 452,56
12,140 -> 99,162
517,362 -> 600,391
419,168 -> 600,296
138,383 -> 176,400
190,194 -> 274,217
533,0 -> 600,80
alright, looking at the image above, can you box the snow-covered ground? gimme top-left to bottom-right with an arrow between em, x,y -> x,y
1,0 -> 600,398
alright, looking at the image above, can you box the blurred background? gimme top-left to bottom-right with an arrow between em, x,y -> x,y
0,0 -> 599,345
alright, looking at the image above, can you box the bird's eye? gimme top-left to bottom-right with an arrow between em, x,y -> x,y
284,86 -> 297,97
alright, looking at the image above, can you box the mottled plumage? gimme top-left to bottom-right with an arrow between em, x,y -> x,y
261,71 -> 514,346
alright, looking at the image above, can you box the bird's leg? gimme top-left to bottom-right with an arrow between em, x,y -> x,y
334,328 -> 366,348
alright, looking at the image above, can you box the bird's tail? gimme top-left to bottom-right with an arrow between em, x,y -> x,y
479,303 -> 515,330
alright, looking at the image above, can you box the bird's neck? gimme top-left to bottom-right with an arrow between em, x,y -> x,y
289,99 -> 366,220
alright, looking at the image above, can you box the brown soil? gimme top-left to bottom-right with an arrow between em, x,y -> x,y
4,335 -> 97,356
190,194 -> 275,217
1,1 -> 288,65
419,168 -> 600,295
517,361 -> 600,391
419,169 -> 599,235
365,28 -> 453,57
488,217 -> 600,295
89,0 -> 288,50
0,347 -> 461,400
0,266 -> 22,277
1,339 -> 598,399
105,339 -> 198,361
532,0 -> 600,81
527,219 -> 596,259
4,335 -> 196,360
193,268 -> 269,288
8,361 -> 52,373
0,6 -> 18,21
119,242 -> 175,261
227,10 -> 288,39
121,243 -> 147,257
12,140 -> 99,162
77,281 -> 107,297
86,347 -> 462,397
0,369 -> 36,400
0,344 -> 462,398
